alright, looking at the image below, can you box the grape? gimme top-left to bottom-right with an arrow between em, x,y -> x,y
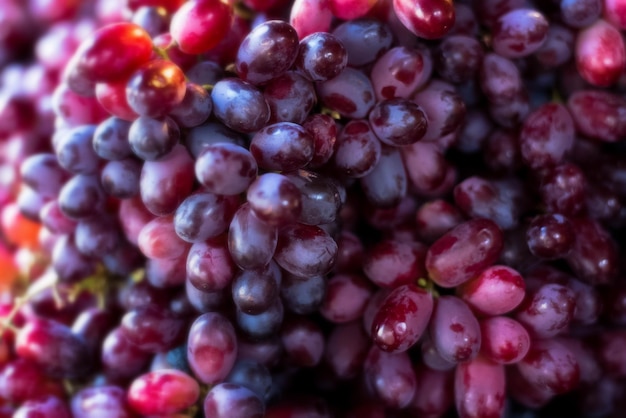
515,283 -> 576,338
204,383 -> 265,418
294,33 -> 347,82
479,317 -> 530,364
575,19 -> 626,87
236,298 -> 284,339
128,115 -> 180,161
170,0 -> 233,54
184,122 -> 246,160
250,122 -> 314,171
324,321 -> 369,379
174,191 -> 236,243
195,143 -> 257,196
492,9 -> 549,58
0,359 -> 64,404
140,144 -> 194,216
226,359 -> 272,401
289,0 -> 333,38
281,316 -> 324,367
455,355 -> 506,418
263,72 -> 316,124
280,272 -> 326,315
138,214 -> 189,260
363,346 -> 416,409
187,236 -> 236,292
566,89 -> 626,142
371,45 -> 433,101
457,265 -> 526,316
92,116 -> 133,161
54,125 -> 98,174
333,120 -> 381,178
316,68 -> 375,120
369,98 -> 428,146
426,218 -> 504,288
232,261 -> 281,314
409,364 -> 454,417
71,385 -> 134,418
120,306 -> 186,353
211,78 -> 270,133
274,223 -> 338,277
434,35 -> 484,84
71,22 -> 153,83
187,312 -> 238,385
127,370 -> 200,416
363,239 -> 427,288
516,338 -> 580,395
393,0 -> 455,39
235,20 -> 299,86
332,19 -> 393,67
371,283 -> 433,353
13,396 -> 71,418
429,295 -> 481,364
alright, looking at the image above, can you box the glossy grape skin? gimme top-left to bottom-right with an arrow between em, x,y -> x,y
274,223 -> 338,277
576,19 -> 626,87
184,122 -> 246,159
455,355 -> 506,418
331,19 -> 393,67
20,153 -> 69,199
368,98 -> 428,146
281,272 -> 326,315
128,115 -> 180,161
127,370 -> 200,416
187,312 -> 237,385
566,89 -> 626,142
316,68 -> 375,120
95,78 -> 139,121
284,170 -> 341,226
140,144 -> 194,216
412,80 -> 466,143
194,143 -> 257,196
250,122 -> 314,171
360,145 -> 408,208
204,383 -> 265,418
519,103 -> 575,170
102,327 -> 153,382
236,298 -> 284,339
228,203 -> 278,270
211,78 -> 270,133
138,214 -> 189,260
393,0 -> 455,39
333,120 -> 381,178
120,306 -> 186,353
289,0 -> 333,38
236,20 -> 299,85
0,359 -> 64,404
565,217 -> 619,285
294,32 -> 347,82
457,265 -> 525,316
479,317 -> 530,364
186,237 -> 236,292
371,45 -> 433,101
363,239 -> 426,289
426,218 -> 504,288
72,22 -> 153,83
232,261 -> 281,314
92,116 -> 133,161
71,385 -> 135,418
246,173 -> 302,227
516,338 -> 580,395
491,9 -> 549,58
170,0 -> 233,54
54,125 -> 98,174
515,283 -> 576,338
126,59 -> 187,118
371,284 -> 433,353
58,174 -> 106,219
363,346 -> 417,409
429,296 -> 481,364
263,72 -> 316,124
174,191 -> 236,244
526,214 -> 575,259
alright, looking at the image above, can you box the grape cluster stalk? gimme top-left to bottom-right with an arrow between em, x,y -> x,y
0,0 -> 625,417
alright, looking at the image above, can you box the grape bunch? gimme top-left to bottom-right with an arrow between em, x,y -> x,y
0,0 -> 625,417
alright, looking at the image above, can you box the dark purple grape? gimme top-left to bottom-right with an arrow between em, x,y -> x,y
92,116 -> 133,161
363,346 -> 416,409
235,20 -> 299,85
187,237 -> 237,292
566,217 -> 619,285
434,35 -> 484,83
184,122 -> 246,159
480,53 -> 523,104
232,261 -> 281,315
360,146 -> 407,208
526,214 -> 575,259
429,296 -> 481,363
121,306 -> 186,353
295,32 -> 347,82
168,82 -> 212,128
55,125 -> 99,174
174,191 -> 236,243
368,98 -> 428,146
284,170 -> 342,225
331,19 -> 393,67
236,298 -> 284,339
74,215 -> 120,257
539,163 -> 586,216
280,272 -> 326,315
246,173 -> 302,226
186,60 -> 224,86
250,122 -> 314,171
492,9 -> 549,58
101,158 -> 142,199
412,80 -> 466,142
195,142 -> 257,196
333,120 -> 381,178
566,90 -> 626,142
263,71 -> 316,124
274,223 -> 338,277
320,273 -> 373,323
128,115 -> 180,161
13,396 -> 71,418
211,78 -> 270,133
52,234 -> 96,283
126,59 -> 186,117
71,385 -> 135,418
20,153 -> 69,199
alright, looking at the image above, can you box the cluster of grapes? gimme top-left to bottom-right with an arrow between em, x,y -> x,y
0,0 -> 626,416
